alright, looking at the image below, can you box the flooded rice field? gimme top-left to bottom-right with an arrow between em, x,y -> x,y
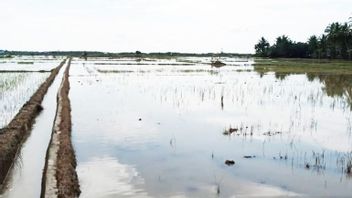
0,72 -> 49,128
69,57 -> 352,197
0,61 -> 67,198
0,56 -> 62,72
0,56 -> 351,197
0,56 -> 63,128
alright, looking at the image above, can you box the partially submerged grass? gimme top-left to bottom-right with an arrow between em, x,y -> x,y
254,58 -> 352,75
93,62 -> 195,66
17,61 -> 34,65
254,58 -> 352,110
0,70 -> 51,73
97,69 -> 134,73
96,68 -> 220,75
345,153 -> 352,175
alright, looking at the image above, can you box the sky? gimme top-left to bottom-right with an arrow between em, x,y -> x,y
0,0 -> 351,53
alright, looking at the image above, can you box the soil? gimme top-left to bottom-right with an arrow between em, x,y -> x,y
41,58 -> 80,198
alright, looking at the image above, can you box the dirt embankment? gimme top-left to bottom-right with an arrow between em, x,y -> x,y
0,59 -> 66,186
41,58 -> 80,198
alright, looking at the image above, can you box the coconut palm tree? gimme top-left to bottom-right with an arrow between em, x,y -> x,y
318,34 -> 328,58
308,35 -> 319,58
254,37 -> 270,57
325,22 -> 342,58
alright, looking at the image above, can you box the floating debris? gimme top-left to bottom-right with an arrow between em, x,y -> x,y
211,60 -> 226,67
263,131 -> 282,136
138,118 -> 142,121
273,154 -> 288,160
216,184 -> 220,195
225,160 -> 235,166
223,127 -> 239,135
229,128 -> 238,133
243,155 -> 256,159
346,161 -> 351,174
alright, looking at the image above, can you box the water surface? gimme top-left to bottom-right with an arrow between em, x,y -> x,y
70,57 -> 352,197
0,60 -> 67,197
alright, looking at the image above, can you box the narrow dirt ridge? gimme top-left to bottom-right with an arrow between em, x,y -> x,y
41,58 -> 80,198
0,59 -> 66,186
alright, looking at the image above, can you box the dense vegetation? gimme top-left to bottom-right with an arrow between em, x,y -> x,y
255,18 -> 352,59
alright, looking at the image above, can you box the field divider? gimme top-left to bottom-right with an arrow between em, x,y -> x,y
0,58 -> 67,186
41,58 -> 80,198
0,70 -> 53,73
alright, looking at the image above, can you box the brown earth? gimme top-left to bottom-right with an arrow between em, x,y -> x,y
41,58 -> 80,198
56,58 -> 80,198
0,59 -> 66,186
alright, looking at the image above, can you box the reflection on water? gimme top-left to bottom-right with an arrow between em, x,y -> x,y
70,57 -> 352,197
77,157 -> 149,198
308,74 -> 352,110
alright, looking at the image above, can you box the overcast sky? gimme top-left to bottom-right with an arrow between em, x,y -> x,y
0,0 -> 351,53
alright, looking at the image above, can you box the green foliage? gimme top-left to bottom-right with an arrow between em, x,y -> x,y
255,18 -> 352,59
308,35 -> 319,58
254,37 -> 270,57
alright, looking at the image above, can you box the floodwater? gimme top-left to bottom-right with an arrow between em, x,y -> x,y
0,60 -> 67,197
0,56 -> 62,128
0,56 -> 62,71
69,57 -> 352,197
0,72 -> 49,128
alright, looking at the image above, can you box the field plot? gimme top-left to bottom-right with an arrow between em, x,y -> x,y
0,72 -> 49,128
70,57 -> 352,197
0,56 -> 62,72
0,56 -> 63,128
0,59 -> 67,198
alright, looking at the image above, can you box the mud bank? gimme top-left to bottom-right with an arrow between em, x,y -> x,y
0,59 -> 66,186
41,58 -> 80,198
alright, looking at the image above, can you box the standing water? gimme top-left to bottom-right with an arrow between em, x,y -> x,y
70,57 -> 352,197
0,62 -> 67,198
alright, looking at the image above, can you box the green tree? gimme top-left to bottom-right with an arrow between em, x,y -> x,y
254,37 -> 270,57
270,35 -> 293,58
308,36 -> 319,58
325,22 -> 339,58
253,19 -> 352,60
325,22 -> 352,59
318,35 -> 328,58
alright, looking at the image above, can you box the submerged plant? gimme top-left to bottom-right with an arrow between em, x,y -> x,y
346,153 -> 352,175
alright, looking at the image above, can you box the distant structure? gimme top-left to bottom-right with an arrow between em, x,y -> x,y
210,57 -> 226,67
81,52 -> 87,60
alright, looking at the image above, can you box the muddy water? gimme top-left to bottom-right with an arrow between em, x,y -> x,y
70,58 -> 352,197
0,63 -> 67,198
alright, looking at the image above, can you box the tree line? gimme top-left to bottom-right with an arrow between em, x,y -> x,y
255,18 -> 352,59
